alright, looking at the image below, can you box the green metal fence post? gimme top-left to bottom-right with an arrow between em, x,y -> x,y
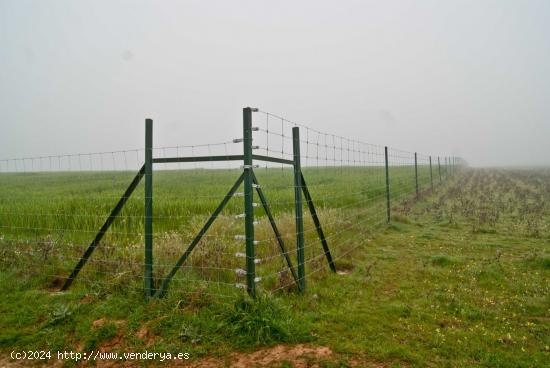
414,152 -> 419,196
243,107 -> 256,298
144,118 -> 154,298
455,157 -> 457,174
453,157 -> 455,175
453,156 -> 455,175
293,127 -> 306,291
429,156 -> 433,191
384,146 -> 391,223
438,156 -> 442,183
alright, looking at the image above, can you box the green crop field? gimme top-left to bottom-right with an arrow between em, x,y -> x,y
1,167 -> 549,367
0,165 -> 433,242
0,165 -> 432,295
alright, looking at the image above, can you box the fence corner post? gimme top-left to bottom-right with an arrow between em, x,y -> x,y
384,146 -> 391,223
243,107 -> 256,298
144,118 -> 154,298
292,127 -> 305,291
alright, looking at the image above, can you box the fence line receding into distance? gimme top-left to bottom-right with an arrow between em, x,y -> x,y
0,107 -> 464,299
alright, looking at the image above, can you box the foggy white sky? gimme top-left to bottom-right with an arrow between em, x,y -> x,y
1,0 -> 549,167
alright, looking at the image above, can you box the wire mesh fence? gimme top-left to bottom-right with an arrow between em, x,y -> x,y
0,107 -> 464,300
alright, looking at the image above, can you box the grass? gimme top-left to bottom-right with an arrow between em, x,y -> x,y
0,165 -> 429,294
0,167 -> 549,366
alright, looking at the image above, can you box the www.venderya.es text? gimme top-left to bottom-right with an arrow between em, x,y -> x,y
11,350 -> 190,362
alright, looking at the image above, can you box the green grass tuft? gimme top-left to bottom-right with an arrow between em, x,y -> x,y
430,255 -> 454,267
216,295 -> 311,348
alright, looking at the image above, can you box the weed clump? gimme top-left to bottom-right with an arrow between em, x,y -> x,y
431,255 -> 454,267
217,295 -> 310,347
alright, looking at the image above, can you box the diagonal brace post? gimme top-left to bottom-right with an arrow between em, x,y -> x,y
251,172 -> 301,291
154,173 -> 245,298
61,165 -> 146,291
300,172 -> 337,273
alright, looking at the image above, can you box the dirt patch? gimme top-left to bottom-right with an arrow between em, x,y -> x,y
136,327 -> 148,340
98,334 -> 123,351
135,325 -> 158,347
93,318 -> 107,328
92,318 -> 126,329
79,294 -> 94,304
336,263 -> 354,276
90,318 -> 127,352
188,344 -> 333,368
335,261 -> 354,276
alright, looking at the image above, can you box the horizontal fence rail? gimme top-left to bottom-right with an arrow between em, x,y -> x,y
0,107 -> 465,300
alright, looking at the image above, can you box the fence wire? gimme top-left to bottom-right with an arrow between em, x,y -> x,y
0,109 -> 463,299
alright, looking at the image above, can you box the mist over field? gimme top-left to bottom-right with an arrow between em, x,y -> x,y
1,0 -> 549,167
